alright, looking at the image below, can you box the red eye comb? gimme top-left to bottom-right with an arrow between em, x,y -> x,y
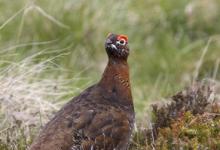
117,34 -> 128,42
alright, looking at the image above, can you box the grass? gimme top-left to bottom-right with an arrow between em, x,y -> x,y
0,0 -> 220,149
0,52 -> 92,149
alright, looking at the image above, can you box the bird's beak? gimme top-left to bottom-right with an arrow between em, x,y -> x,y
110,44 -> 117,50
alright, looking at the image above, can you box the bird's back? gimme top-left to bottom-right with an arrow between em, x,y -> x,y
30,85 -> 134,150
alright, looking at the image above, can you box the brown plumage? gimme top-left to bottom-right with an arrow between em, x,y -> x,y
30,33 -> 135,150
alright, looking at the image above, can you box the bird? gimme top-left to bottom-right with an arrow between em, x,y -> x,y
30,33 -> 135,150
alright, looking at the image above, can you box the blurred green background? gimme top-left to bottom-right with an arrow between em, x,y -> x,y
1,0 -> 220,118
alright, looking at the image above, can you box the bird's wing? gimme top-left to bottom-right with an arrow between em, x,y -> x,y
71,106 -> 131,150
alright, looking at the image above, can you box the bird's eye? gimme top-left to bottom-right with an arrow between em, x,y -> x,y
117,39 -> 126,46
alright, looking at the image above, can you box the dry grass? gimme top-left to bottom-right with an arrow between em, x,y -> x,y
0,52 -> 83,150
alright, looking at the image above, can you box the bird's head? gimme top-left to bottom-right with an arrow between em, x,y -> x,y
105,33 -> 129,60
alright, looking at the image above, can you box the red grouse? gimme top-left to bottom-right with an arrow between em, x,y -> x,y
30,33 -> 135,150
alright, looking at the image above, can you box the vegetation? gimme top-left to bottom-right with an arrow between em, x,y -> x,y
131,81 -> 220,149
0,0 -> 220,149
